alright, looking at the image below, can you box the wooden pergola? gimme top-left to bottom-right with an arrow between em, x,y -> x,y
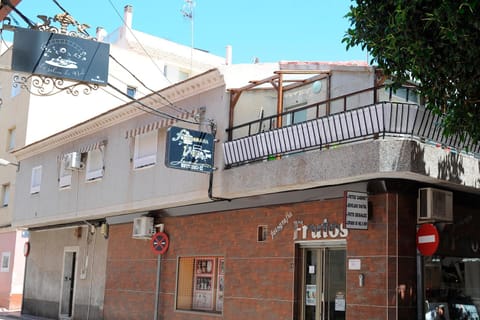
227,70 -> 331,140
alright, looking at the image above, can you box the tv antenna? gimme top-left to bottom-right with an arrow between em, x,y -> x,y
181,0 -> 195,72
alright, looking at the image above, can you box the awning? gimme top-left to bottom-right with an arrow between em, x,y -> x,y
79,140 -> 107,153
57,140 -> 107,161
125,109 -> 199,139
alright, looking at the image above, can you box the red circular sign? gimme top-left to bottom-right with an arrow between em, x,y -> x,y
151,232 -> 169,255
416,224 -> 439,256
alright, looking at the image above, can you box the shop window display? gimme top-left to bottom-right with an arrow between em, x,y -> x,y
425,256 -> 480,320
176,256 -> 224,314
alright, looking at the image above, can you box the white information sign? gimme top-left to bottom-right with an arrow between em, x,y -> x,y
345,191 -> 368,229
348,258 -> 361,270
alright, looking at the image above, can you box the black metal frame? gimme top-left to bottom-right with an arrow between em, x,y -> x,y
223,86 -> 480,167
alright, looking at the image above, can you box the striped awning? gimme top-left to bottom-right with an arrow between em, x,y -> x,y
125,109 -> 199,139
79,140 -> 107,153
57,140 -> 107,161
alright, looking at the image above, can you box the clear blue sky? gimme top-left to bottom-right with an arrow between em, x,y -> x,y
8,0 -> 366,64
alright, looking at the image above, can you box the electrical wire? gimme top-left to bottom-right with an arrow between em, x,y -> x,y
6,0 -> 198,126
51,0 -> 195,120
105,0 -> 167,82
3,0 -> 35,27
107,82 -> 199,125
52,0 -> 192,117
109,54 -> 190,114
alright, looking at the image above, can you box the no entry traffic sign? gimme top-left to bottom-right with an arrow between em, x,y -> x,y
151,232 -> 169,255
416,224 -> 439,256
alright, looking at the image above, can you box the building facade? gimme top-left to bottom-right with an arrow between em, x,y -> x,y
0,4 -> 228,311
12,63 -> 480,320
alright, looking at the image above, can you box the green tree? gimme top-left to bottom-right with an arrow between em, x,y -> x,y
344,1 -> 480,143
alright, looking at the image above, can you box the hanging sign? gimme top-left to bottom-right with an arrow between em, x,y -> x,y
345,191 -> 368,229
12,28 -> 109,85
165,126 -> 214,173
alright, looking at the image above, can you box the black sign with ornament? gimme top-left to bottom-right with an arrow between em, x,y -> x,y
12,28 -> 109,85
165,126 -> 214,173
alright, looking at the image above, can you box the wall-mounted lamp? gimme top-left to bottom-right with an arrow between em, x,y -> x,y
0,158 -> 20,171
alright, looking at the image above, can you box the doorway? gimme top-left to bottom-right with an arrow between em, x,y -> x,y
298,246 -> 346,320
59,247 -> 78,319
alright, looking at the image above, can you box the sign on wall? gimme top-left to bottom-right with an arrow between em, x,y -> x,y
345,191 -> 368,229
165,126 -> 214,173
12,28 -> 109,85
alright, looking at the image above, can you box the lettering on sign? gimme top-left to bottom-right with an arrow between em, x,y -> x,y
294,219 -> 349,240
271,212 -> 293,239
165,126 -> 214,173
345,191 -> 368,230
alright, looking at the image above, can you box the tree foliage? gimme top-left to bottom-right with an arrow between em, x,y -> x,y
344,1 -> 480,143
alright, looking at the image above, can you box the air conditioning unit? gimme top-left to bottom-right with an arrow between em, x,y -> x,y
63,152 -> 82,170
132,217 -> 155,239
417,188 -> 453,222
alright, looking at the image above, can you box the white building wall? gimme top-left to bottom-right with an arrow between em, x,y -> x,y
13,70 -> 226,227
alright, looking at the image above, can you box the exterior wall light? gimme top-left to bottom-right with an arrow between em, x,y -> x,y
0,158 -> 20,171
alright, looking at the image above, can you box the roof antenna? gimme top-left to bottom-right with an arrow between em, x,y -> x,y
181,0 -> 195,73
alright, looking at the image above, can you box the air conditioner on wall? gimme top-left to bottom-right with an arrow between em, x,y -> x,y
63,152 -> 82,170
417,188 -> 453,223
132,217 -> 155,239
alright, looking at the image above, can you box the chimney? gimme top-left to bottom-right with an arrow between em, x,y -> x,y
225,45 -> 232,65
124,5 -> 133,29
96,27 -> 107,42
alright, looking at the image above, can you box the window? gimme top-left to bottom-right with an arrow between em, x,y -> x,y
176,256 -> 224,313
11,74 -> 21,97
1,252 -> 10,272
59,156 -> 72,188
257,225 -> 268,242
30,165 -> 42,194
7,127 -> 16,151
127,86 -> 137,98
1,184 -> 10,207
85,148 -> 104,180
133,130 -> 158,168
385,87 -> 419,103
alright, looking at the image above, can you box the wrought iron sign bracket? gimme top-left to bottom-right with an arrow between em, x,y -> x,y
10,12 -> 102,96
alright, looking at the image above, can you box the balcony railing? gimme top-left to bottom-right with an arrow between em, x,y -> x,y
222,101 -> 480,167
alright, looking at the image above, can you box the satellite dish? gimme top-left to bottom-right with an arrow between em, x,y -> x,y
312,80 -> 322,93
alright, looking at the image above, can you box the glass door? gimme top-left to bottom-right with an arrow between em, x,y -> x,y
300,247 -> 346,320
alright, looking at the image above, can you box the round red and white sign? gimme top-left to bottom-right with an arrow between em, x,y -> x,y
416,224 -> 439,256
151,232 -> 169,255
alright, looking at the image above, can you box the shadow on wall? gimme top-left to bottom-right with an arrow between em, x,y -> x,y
410,141 -> 428,176
409,140 -> 466,185
437,153 -> 464,184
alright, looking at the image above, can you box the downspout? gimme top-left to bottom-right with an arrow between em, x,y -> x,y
206,119 -> 230,202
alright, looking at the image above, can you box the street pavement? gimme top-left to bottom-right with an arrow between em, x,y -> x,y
0,311 -> 53,320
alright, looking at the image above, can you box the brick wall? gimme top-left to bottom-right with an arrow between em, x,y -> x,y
104,192 -> 418,319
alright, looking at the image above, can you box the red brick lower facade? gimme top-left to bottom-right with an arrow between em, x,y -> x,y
104,192 -> 418,319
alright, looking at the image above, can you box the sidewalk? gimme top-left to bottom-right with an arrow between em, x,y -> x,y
0,311 -> 53,320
